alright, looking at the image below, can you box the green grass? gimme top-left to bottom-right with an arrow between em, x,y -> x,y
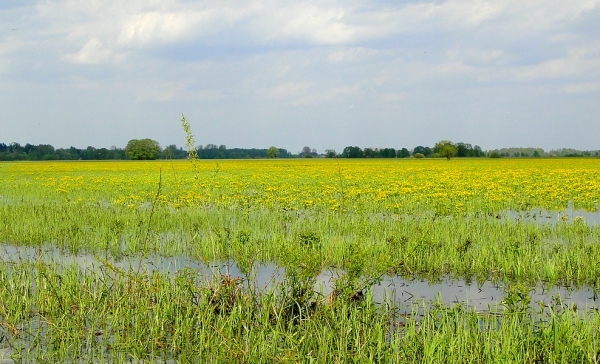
1,157 -> 600,361
1,200 -> 599,286
1,260 -> 600,363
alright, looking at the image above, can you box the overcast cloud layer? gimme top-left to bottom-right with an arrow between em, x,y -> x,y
1,0 -> 599,152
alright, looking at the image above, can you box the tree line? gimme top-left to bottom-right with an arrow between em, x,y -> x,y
1,140 -> 597,161
328,143 -> 598,159
0,141 -> 292,161
487,147 -> 599,158
0,143 -> 127,161
327,141 -> 485,159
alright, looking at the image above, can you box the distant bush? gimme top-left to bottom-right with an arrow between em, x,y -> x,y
413,153 -> 425,159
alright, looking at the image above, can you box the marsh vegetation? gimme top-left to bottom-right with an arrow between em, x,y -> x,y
0,157 -> 599,362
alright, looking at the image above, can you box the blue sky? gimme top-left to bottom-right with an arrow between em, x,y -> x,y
1,0 -> 599,153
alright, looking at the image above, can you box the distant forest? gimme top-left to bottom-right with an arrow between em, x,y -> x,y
0,141 -> 597,161
0,143 -> 292,161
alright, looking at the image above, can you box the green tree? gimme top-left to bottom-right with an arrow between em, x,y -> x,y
300,146 -> 312,157
413,145 -> 432,157
125,139 -> 160,160
435,140 -> 457,161
398,148 -> 410,158
325,149 -> 337,158
342,146 -> 364,158
267,146 -> 279,158
380,148 -> 396,158
456,142 -> 473,157
363,148 -> 376,158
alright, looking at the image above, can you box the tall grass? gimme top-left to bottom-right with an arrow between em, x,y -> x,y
0,195 -> 598,286
1,260 -> 599,363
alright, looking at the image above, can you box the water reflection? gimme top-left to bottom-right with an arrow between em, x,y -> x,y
502,205 -> 600,226
1,244 -> 598,312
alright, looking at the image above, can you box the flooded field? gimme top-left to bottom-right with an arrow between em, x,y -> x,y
2,243 -> 599,314
1,158 -> 600,362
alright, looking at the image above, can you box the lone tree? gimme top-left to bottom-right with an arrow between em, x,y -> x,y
435,140 -> 457,161
267,146 -> 279,158
125,139 -> 160,160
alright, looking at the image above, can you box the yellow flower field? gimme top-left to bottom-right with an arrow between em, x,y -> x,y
1,158 -> 599,213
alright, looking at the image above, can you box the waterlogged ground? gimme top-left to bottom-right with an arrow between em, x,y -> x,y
2,243 -> 599,313
1,158 -> 600,362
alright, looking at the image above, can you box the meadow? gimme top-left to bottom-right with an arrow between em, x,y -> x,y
1,158 -> 600,362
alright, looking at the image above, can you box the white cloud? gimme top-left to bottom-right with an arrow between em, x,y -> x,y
516,55 -> 600,82
269,5 -> 357,45
3,0 -> 600,150
30,0 -> 600,65
117,11 -> 197,46
62,38 -> 119,64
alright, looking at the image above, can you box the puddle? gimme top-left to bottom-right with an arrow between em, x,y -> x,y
1,243 -> 598,313
1,243 -> 599,361
502,205 -> 600,226
368,278 -> 598,312
366,205 -> 600,226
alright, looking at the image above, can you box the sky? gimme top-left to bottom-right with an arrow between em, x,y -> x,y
1,0 -> 599,153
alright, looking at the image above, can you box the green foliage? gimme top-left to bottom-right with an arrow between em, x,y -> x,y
342,146 -> 364,158
2,152 -> 600,360
502,283 -> 532,314
456,142 -> 484,157
380,148 -> 397,158
398,147 -> 411,158
412,145 -> 432,157
413,152 -> 425,158
297,231 -> 321,249
344,147 -> 397,158
266,146 -> 279,158
435,140 -> 458,160
125,138 -> 160,160
0,142 -> 127,161
488,147 -> 545,158
3,260 -> 600,362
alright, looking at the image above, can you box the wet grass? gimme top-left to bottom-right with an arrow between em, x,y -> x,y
1,201 -> 599,286
1,259 -> 600,363
1,157 -> 600,361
